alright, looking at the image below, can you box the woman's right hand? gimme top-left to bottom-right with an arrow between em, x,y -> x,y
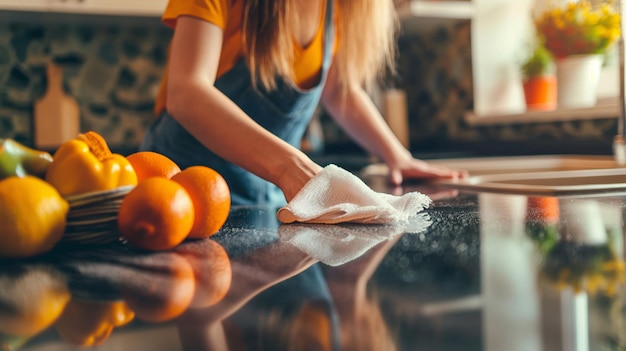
167,16 -> 322,204
276,157 -> 323,203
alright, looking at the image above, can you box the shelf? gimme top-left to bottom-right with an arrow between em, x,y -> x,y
48,0 -> 166,17
0,0 -> 166,17
464,97 -> 621,126
398,0 -> 475,19
0,1 -> 47,12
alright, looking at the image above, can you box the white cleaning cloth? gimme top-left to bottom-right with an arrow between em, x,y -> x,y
278,213 -> 432,266
276,164 -> 431,224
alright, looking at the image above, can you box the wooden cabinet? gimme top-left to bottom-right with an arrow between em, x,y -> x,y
0,0 -> 167,16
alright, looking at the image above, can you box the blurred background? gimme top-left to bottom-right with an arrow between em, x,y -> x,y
0,0 -> 620,158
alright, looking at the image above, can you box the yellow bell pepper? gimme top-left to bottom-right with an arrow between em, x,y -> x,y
45,132 -> 137,197
54,299 -> 135,348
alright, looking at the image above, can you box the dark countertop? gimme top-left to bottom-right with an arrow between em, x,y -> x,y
2,178 -> 626,351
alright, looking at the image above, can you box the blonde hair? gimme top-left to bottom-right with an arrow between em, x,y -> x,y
242,0 -> 399,91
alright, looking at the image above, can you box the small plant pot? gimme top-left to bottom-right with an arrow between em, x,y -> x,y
523,75 -> 557,111
555,54 -> 603,109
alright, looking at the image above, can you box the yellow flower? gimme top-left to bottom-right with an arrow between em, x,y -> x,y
535,1 -> 621,58
554,17 -> 565,29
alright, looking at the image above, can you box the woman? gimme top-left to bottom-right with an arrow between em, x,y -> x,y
141,0 -> 463,206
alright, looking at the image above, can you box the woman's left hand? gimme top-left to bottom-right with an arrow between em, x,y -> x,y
387,157 -> 468,186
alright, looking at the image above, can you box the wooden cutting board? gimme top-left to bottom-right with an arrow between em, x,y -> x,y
34,62 -> 81,150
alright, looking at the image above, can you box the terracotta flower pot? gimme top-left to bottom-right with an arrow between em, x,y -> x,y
523,75 -> 557,111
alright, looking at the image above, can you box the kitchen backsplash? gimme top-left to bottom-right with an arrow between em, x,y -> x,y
0,14 -> 171,151
0,13 -> 617,155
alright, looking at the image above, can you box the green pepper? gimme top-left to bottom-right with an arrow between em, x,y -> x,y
0,139 -> 53,179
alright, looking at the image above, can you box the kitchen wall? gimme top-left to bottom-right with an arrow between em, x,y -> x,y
0,12 -> 618,156
390,17 -> 617,156
0,12 -> 170,152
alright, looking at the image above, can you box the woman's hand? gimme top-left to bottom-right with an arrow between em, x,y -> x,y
387,155 -> 468,186
167,16 -> 325,203
276,157 -> 323,203
321,66 -> 467,189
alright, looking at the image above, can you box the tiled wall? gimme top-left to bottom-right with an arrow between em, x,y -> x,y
0,13 -> 171,151
0,12 -> 617,155
396,19 -> 475,151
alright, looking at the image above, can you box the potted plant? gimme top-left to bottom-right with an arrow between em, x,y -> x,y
535,1 -> 621,108
521,40 -> 557,111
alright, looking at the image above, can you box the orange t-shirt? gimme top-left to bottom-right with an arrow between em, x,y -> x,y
154,0 -> 337,115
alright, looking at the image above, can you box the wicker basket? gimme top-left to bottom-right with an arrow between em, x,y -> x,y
61,185 -> 134,245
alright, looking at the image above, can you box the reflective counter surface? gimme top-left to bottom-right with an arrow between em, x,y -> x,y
2,181 -> 626,351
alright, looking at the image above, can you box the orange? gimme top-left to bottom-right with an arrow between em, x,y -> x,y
117,177 -> 194,251
171,166 -> 231,239
175,239 -> 232,308
119,252 -> 195,323
126,151 -> 181,181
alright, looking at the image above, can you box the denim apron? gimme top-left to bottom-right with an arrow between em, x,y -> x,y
141,0 -> 335,206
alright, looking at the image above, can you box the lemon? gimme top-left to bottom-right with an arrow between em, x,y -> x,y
0,176 -> 69,258
0,265 -> 70,337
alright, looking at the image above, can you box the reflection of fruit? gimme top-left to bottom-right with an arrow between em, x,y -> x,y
126,151 -> 181,182
0,332 -> 30,351
54,300 -> 135,347
171,166 -> 231,238
176,240 -> 232,308
118,177 -> 195,251
0,176 -> 69,258
119,253 -> 195,323
0,266 -> 70,337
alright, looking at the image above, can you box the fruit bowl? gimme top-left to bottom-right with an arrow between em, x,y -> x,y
61,186 -> 134,245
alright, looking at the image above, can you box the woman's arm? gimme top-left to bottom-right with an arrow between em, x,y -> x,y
321,60 -> 465,185
165,16 -> 321,201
